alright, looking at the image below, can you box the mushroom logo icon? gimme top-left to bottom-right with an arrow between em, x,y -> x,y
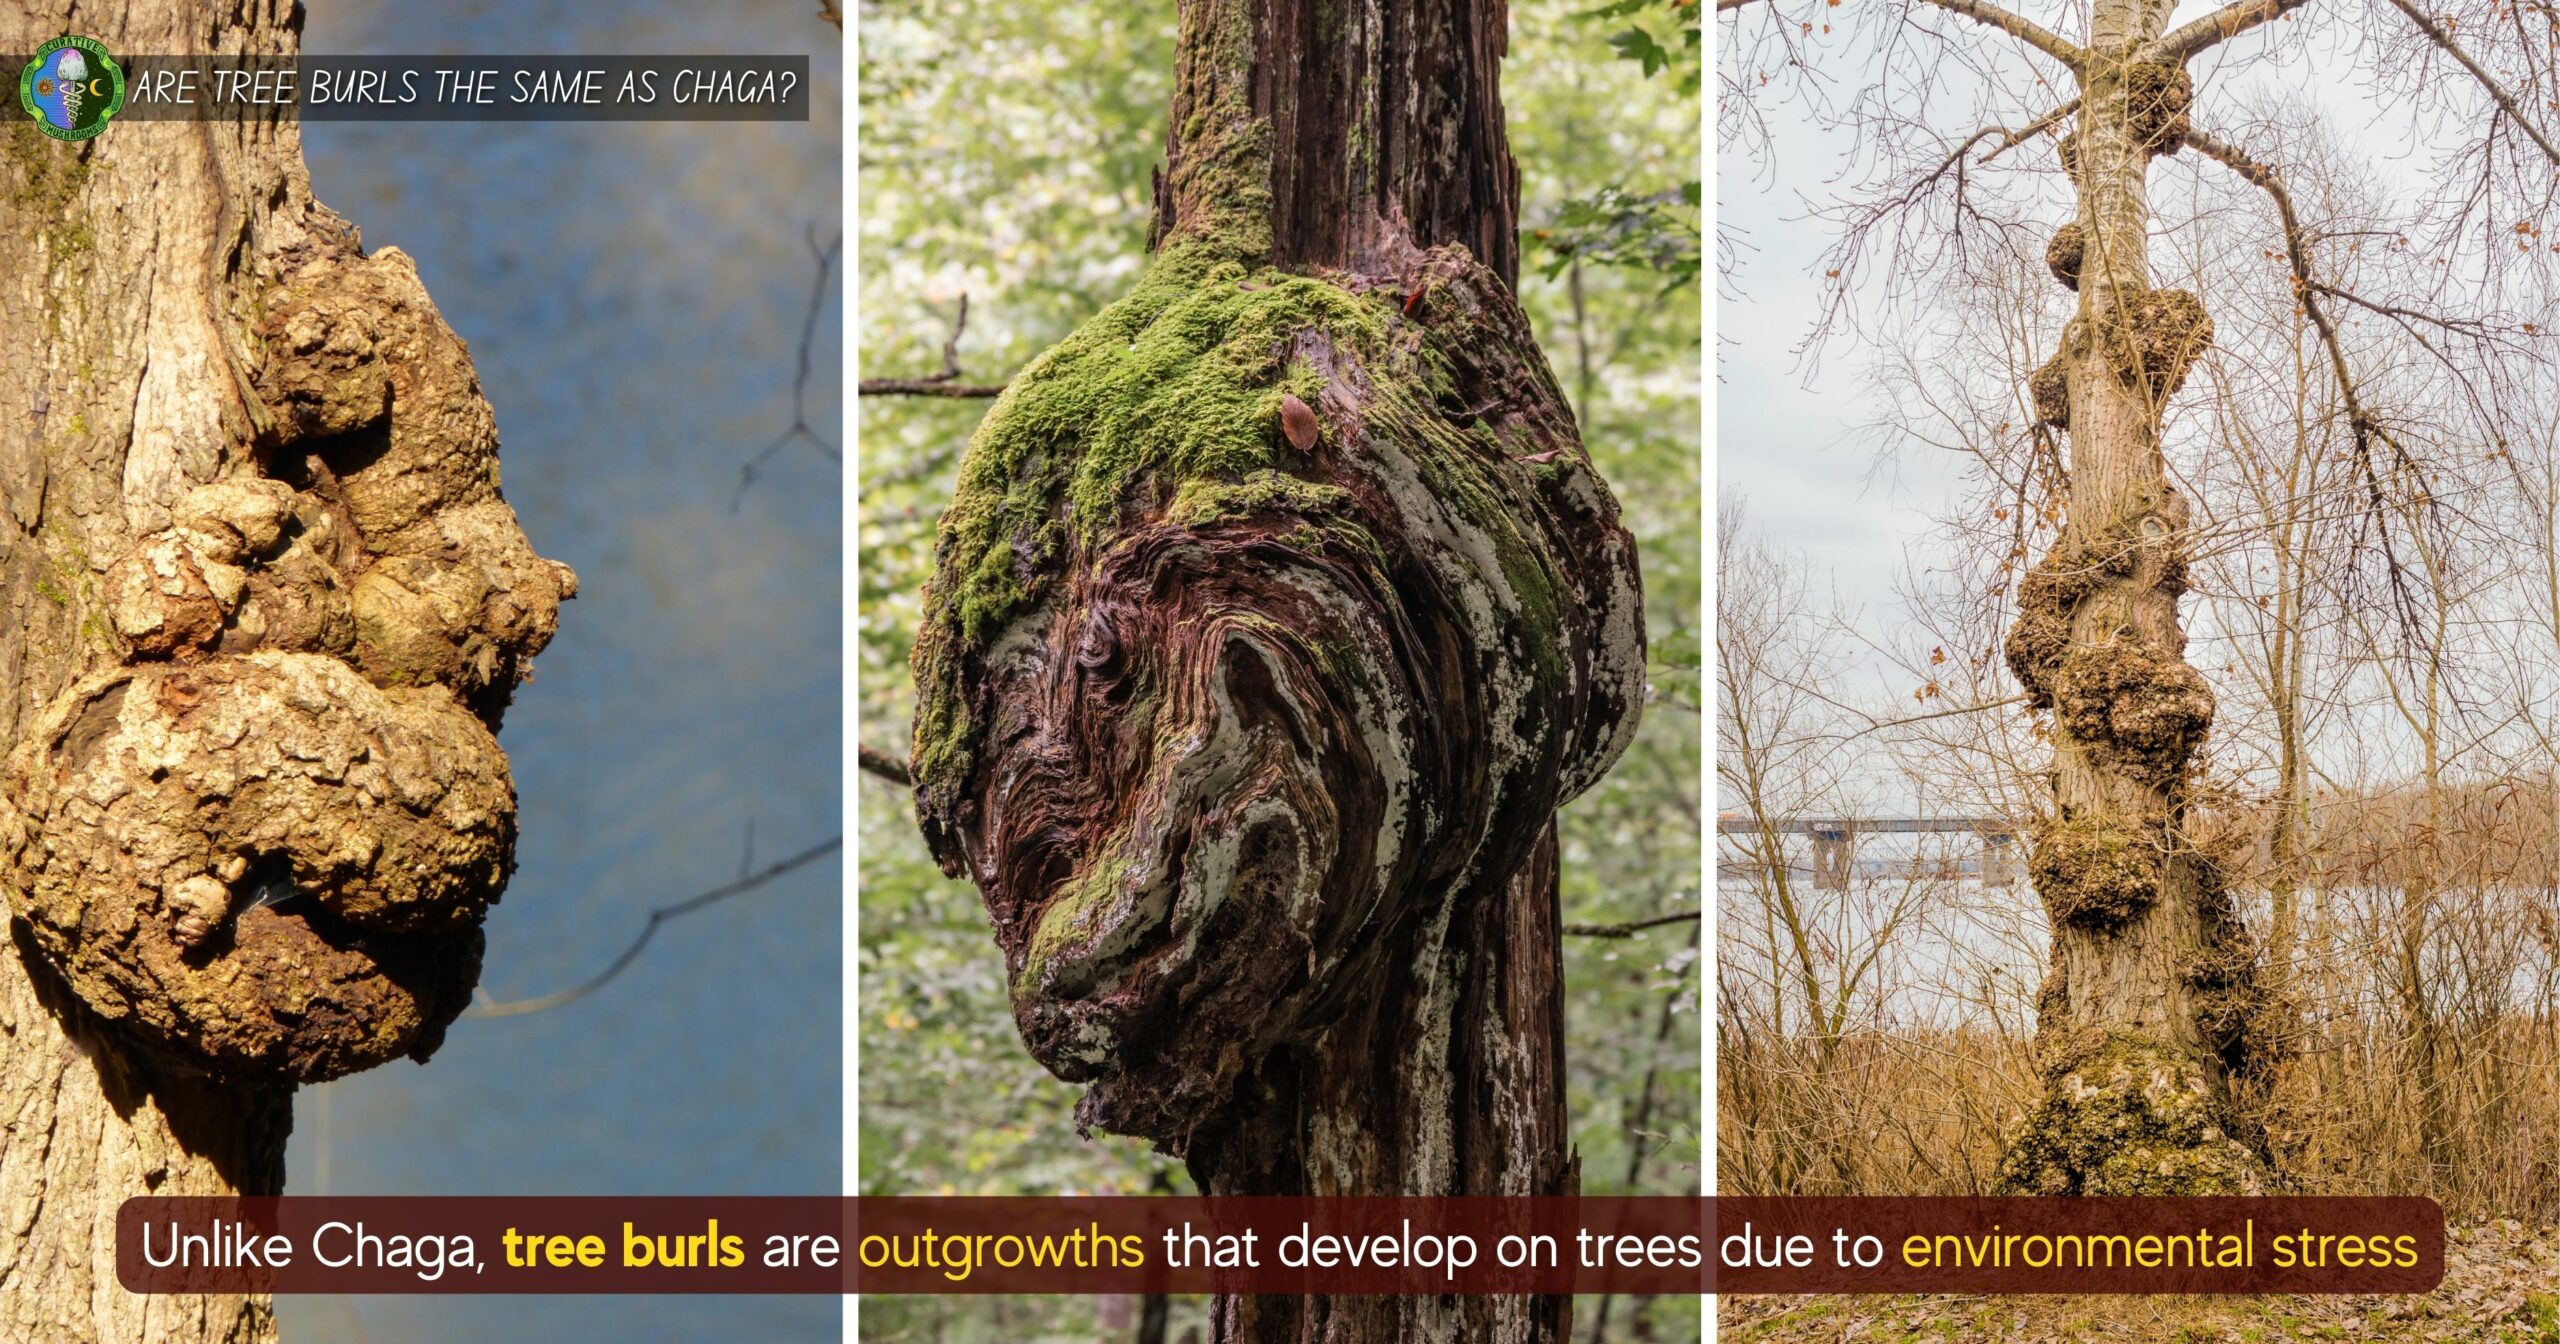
20,36 -> 125,142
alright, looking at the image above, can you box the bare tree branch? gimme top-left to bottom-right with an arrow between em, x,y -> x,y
859,293 -> 1010,398
2380,0 -> 2560,167
470,835 -> 843,1019
2185,125 -> 2438,644
858,742 -> 913,786
859,379 -> 1007,398
2142,0 -> 2316,64
735,225 -> 844,508
1913,0 -> 2086,68
1564,910 -> 1703,939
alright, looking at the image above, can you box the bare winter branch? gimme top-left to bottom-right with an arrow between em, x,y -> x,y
859,293 -> 1009,398
2381,0 -> 2560,168
470,835 -> 843,1019
1914,0 -> 2086,68
734,226 -> 844,508
1565,910 -> 1704,938
2142,0 -> 2315,64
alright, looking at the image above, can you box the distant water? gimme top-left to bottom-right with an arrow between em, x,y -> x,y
282,3 -> 842,1341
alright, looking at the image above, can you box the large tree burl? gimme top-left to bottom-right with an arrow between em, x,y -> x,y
0,242 -> 571,1082
911,241 -> 1646,1153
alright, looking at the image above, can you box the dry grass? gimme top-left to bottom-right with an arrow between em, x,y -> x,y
1720,1220 -> 2560,1343
1720,1007 -> 2560,1218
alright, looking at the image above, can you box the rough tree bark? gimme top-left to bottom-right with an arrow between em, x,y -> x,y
1999,10 -> 2280,1193
909,1 -> 1646,1339
0,5 -> 570,1340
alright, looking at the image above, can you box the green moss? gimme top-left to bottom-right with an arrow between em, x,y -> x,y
35,575 -> 66,607
909,690 -> 971,816
1167,468 -> 1350,529
6,129 -> 98,292
932,242 -> 1387,647
2525,1292 -> 2558,1342
1168,0 -> 1275,259
5,127 -> 94,214
911,245 -> 1399,809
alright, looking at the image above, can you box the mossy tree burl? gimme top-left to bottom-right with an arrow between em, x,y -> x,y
1728,0 -> 2560,1190
0,4 -> 570,1339
911,0 -> 1646,1338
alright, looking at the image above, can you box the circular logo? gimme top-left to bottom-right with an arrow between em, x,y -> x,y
19,36 -> 125,142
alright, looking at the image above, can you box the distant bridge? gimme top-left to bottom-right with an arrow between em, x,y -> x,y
1716,814 -> 2025,891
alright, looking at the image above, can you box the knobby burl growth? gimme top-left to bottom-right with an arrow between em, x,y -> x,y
911,229 -> 1646,1159
0,242 -> 574,1083
913,5 -> 1647,1327
1997,49 -> 2281,1195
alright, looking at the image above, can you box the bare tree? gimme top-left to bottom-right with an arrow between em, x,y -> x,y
0,5 -> 570,1338
1726,0 -> 2560,1191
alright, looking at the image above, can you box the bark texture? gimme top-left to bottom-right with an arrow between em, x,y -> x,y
1996,22 -> 2280,1195
0,4 -> 569,1338
912,1 -> 1643,1338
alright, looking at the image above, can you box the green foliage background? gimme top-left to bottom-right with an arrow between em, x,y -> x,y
857,2 -> 1700,1336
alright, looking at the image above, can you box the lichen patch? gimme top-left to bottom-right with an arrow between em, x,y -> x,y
1995,1032 -> 2274,1195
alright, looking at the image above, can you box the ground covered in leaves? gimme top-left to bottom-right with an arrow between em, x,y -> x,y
1721,1222 -> 2560,1343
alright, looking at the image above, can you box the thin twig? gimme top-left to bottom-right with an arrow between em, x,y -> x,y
858,743 -> 913,786
859,378 -> 1008,398
734,225 -> 844,509
2381,0 -> 2560,167
470,835 -> 843,1018
860,294 -> 1010,398
1565,910 -> 1703,939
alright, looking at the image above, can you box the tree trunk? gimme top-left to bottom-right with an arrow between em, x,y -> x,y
909,1 -> 1646,1339
1999,15 -> 2279,1193
0,5 -> 569,1339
